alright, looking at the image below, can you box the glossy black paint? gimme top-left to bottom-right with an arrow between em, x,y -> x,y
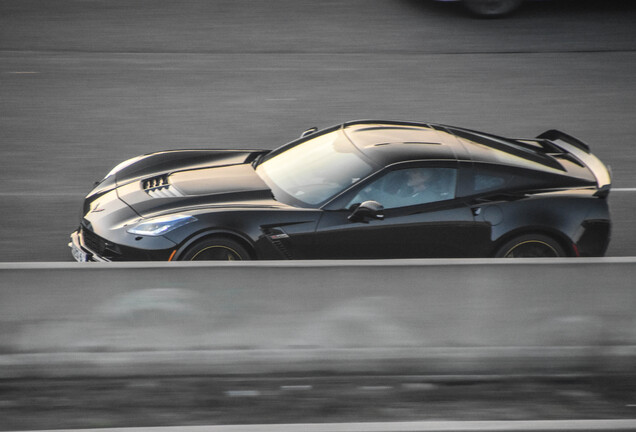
69,120 -> 611,261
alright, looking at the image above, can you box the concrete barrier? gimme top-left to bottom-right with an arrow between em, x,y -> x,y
1,259 -> 635,377
11,420 -> 636,432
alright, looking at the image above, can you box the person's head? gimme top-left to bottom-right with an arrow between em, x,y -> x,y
406,169 -> 433,192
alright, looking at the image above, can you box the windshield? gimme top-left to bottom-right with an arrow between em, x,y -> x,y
256,129 -> 375,206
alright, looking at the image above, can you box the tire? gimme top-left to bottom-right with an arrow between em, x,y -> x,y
181,237 -> 251,261
462,0 -> 523,17
495,234 -> 566,258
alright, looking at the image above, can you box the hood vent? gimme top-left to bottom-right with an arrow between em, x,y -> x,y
142,174 -> 184,198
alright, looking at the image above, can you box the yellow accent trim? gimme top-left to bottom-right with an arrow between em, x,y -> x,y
190,245 -> 242,261
504,240 -> 558,258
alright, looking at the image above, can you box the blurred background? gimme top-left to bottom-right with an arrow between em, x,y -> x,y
1,0 -> 636,261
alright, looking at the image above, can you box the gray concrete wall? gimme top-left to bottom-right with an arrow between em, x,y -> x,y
1,259 -> 634,377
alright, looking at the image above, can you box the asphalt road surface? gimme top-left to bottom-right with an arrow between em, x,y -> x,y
1,0 -> 636,261
2,374 -> 636,430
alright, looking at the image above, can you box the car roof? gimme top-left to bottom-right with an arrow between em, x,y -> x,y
342,120 -> 585,177
342,121 -> 464,166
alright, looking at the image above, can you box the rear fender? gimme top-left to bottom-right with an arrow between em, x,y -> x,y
491,227 -> 576,257
490,196 -> 598,257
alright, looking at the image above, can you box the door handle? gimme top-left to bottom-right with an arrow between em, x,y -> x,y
471,207 -> 482,216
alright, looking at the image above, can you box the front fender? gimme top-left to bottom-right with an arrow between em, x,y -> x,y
172,227 -> 258,260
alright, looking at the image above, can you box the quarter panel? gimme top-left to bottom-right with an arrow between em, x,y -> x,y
488,195 -> 603,256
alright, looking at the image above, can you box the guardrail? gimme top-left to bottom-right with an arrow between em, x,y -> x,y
1,258 -> 635,377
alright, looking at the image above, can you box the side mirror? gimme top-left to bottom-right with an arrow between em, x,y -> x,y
348,200 -> 385,223
300,127 -> 318,138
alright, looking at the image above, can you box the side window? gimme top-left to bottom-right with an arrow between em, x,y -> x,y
347,167 -> 457,209
468,164 -> 563,196
474,172 -> 507,193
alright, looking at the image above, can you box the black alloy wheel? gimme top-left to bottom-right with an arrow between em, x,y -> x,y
181,237 -> 250,261
495,234 -> 566,258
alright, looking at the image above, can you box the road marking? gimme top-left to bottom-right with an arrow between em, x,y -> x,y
224,390 -> 261,397
280,385 -> 313,391
613,188 -> 636,192
402,383 -> 437,390
7,71 -> 39,74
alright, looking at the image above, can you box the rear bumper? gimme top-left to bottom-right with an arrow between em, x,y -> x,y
576,220 -> 611,257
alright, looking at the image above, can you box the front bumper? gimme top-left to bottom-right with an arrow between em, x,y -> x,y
69,226 -> 178,262
68,229 -> 111,262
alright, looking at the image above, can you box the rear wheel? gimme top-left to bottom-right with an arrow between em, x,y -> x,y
462,0 -> 523,17
495,234 -> 566,258
181,237 -> 250,261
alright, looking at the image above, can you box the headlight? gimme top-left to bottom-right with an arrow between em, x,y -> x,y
127,215 -> 197,236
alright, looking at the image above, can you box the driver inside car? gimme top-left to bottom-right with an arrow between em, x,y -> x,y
349,167 -> 456,210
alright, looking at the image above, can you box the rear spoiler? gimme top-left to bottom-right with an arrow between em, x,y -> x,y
536,129 -> 611,198
537,129 -> 590,153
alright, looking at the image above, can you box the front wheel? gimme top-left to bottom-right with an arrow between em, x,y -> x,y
181,237 -> 251,261
495,234 -> 566,258
462,0 -> 523,17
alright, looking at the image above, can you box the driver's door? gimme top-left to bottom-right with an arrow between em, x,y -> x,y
309,164 -> 490,258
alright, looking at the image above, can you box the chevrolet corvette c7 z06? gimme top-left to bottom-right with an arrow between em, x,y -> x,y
69,120 -> 611,261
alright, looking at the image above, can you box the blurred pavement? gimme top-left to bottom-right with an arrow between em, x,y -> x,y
1,0 -> 635,260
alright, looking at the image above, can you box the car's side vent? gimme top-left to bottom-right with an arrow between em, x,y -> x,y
142,174 -> 184,198
271,238 -> 294,259
262,227 -> 294,259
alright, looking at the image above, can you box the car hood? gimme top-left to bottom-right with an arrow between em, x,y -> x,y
116,163 -> 280,217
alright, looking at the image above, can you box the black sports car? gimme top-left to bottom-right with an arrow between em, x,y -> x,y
69,120 -> 611,261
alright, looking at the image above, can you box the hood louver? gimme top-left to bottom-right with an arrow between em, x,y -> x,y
142,174 -> 184,198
